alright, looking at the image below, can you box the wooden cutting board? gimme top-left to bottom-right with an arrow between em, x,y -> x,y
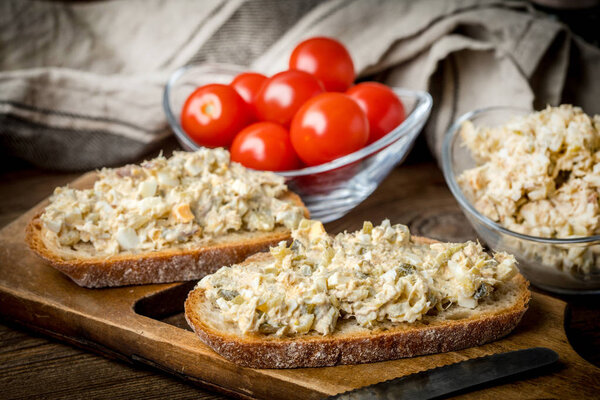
0,173 -> 599,400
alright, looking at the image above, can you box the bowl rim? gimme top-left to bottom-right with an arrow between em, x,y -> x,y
163,63 -> 433,177
441,106 -> 600,245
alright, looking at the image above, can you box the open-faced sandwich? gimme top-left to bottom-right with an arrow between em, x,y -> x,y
185,219 -> 529,368
26,148 -> 308,287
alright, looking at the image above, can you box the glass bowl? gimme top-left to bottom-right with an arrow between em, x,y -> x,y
163,64 -> 432,222
442,107 -> 600,294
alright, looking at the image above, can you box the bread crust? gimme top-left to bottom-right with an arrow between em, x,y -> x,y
184,238 -> 530,369
26,192 -> 308,288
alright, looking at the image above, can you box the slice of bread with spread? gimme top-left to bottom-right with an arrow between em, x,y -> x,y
26,149 -> 309,288
185,219 -> 529,368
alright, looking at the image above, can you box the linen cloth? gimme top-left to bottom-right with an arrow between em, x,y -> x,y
1,0 -> 599,170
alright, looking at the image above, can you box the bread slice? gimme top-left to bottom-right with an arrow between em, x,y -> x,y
184,238 -> 530,369
26,192 -> 308,288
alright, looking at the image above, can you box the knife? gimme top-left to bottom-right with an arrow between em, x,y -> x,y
328,347 -> 559,400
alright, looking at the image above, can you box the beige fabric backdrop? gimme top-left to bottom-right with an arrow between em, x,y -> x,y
1,0 -> 598,170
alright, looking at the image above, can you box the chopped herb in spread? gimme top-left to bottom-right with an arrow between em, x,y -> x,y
40,149 -> 305,255
198,219 -> 516,336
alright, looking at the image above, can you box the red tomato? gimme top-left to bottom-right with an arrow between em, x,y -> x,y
230,122 -> 301,171
290,93 -> 369,166
289,37 -> 355,92
254,70 -> 324,127
181,84 -> 250,148
230,72 -> 267,118
346,82 -> 406,144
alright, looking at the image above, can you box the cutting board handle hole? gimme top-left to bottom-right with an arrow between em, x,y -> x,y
134,281 -> 196,329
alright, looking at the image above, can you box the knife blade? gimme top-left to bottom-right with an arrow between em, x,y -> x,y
328,347 -> 559,400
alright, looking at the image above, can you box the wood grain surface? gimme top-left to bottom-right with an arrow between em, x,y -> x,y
1,158 -> 599,399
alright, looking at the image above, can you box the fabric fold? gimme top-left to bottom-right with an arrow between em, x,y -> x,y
1,0 -> 598,170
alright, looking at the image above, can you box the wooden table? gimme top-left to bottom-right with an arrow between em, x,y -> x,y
1,146 -> 599,399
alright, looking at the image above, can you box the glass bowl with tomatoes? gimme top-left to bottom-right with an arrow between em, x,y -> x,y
164,63 -> 432,222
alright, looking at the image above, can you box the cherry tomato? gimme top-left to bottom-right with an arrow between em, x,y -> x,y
289,37 -> 355,92
230,122 -> 301,171
255,70 -> 324,127
181,84 -> 250,148
346,82 -> 406,144
290,93 -> 369,166
230,72 -> 267,119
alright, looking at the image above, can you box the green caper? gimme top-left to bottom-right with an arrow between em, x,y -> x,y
356,271 -> 369,279
474,283 -> 489,300
217,289 -> 239,301
258,322 -> 278,334
291,239 -> 303,252
398,263 -> 416,276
